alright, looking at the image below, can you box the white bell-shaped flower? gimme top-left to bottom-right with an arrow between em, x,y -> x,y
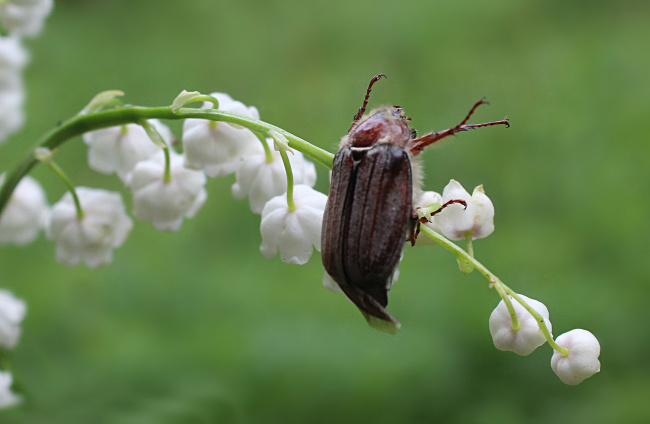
0,174 -> 48,245
0,370 -> 21,409
82,120 -> 172,183
0,0 -> 53,37
433,179 -> 494,241
551,329 -> 601,385
0,87 -> 24,143
0,36 -> 28,72
232,139 -> 317,214
489,294 -> 552,356
260,185 -> 327,265
0,289 -> 26,349
131,150 -> 207,232
182,92 -> 261,177
46,187 -> 133,268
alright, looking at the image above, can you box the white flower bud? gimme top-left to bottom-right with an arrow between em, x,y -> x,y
551,329 -> 601,385
46,187 -> 133,268
130,150 -> 207,232
82,120 -> 172,183
489,294 -> 552,356
0,0 -> 53,37
0,174 -> 48,245
0,370 -> 21,409
182,92 -> 261,177
232,138 -> 317,214
0,289 -> 26,350
433,179 -> 494,241
260,185 -> 327,265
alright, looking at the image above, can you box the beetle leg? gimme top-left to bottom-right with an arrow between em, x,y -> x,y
350,74 -> 386,129
432,199 -> 468,215
408,209 -> 419,246
409,199 -> 468,245
410,98 -> 509,155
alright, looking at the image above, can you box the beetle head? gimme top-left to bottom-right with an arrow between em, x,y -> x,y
346,106 -> 414,149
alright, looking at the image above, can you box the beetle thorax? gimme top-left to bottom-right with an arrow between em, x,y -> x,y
343,106 -> 413,149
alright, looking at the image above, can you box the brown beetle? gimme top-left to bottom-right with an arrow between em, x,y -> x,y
321,74 -> 509,333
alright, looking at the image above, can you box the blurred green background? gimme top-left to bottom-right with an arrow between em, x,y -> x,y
1,0 -> 649,422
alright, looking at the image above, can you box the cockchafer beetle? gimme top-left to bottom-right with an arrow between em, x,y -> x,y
321,74 -> 509,333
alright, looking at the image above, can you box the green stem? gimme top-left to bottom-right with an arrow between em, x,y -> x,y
162,146 -> 172,183
46,161 -> 84,220
493,281 -> 521,331
418,224 -> 564,354
279,149 -> 296,212
0,106 -> 335,216
253,131 -> 274,163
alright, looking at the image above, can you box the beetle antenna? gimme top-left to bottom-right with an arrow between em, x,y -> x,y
410,98 -> 509,155
351,74 -> 386,126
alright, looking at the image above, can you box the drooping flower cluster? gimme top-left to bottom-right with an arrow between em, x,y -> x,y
0,91 -> 328,269
411,179 -> 600,385
488,292 -> 600,385
0,0 -> 53,144
0,289 -> 27,409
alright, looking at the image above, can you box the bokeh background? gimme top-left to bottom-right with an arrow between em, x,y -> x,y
1,0 -> 649,422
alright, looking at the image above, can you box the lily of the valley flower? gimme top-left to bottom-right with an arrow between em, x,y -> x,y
130,150 -> 207,232
260,185 -> 327,265
0,370 -> 21,409
182,92 -> 261,177
0,0 -> 53,37
0,289 -> 26,349
0,174 -> 48,245
551,329 -> 601,385
233,139 -> 317,214
489,294 -> 552,356
83,120 -> 172,183
432,179 -> 494,241
46,187 -> 133,268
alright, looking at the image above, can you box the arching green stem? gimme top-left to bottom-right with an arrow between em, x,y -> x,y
0,106 -> 335,216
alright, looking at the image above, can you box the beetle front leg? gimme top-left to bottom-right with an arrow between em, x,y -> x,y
409,199 -> 468,245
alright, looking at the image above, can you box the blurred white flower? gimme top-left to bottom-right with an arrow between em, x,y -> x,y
551,329 -> 601,385
0,36 -> 28,73
182,92 -> 261,177
0,289 -> 26,349
0,174 -> 48,245
0,86 -> 24,144
0,0 -> 53,37
82,120 -> 172,183
233,139 -> 317,214
489,294 -> 552,356
131,150 -> 207,232
0,370 -> 21,409
46,187 -> 133,268
432,180 -> 494,241
260,185 -> 327,265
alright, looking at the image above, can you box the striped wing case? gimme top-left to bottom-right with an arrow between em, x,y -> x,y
321,143 -> 413,328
